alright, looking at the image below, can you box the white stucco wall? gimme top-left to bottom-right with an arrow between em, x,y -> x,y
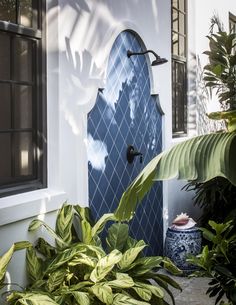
0,0 -> 235,286
0,0 -> 172,286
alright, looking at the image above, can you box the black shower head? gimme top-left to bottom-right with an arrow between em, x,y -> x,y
127,49 -> 168,66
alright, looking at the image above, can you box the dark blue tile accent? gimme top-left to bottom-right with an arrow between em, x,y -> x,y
87,31 -> 163,255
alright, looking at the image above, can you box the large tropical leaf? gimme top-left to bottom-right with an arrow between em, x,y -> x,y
7,292 -> 59,305
106,223 -> 129,252
118,240 -> 146,270
90,284 -> 113,304
26,247 -> 44,283
55,204 -> 74,249
28,219 -> 68,247
91,213 -> 115,237
71,292 -> 90,305
113,293 -> 150,305
115,132 -> 236,221
107,273 -> 134,288
0,242 -> 32,288
47,269 -> 66,292
90,249 -> 122,283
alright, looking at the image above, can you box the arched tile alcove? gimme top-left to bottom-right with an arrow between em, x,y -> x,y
87,30 -> 163,255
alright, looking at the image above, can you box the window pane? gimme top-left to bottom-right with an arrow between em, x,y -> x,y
0,33 -> 11,80
13,37 -> 33,82
172,33 -> 179,55
0,84 -> 11,130
0,0 -> 16,23
19,0 -> 33,27
14,85 -> 32,128
15,132 -> 33,176
172,9 -> 178,32
179,0 -> 185,12
179,35 -> 186,57
0,134 -> 12,183
179,12 -> 185,35
172,0 -> 178,9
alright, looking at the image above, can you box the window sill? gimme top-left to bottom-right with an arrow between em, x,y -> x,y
0,189 -> 67,227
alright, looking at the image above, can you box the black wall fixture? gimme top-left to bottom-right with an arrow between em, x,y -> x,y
127,49 -> 168,66
127,145 -> 143,164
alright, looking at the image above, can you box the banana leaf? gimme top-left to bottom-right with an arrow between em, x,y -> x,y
114,132 -> 236,221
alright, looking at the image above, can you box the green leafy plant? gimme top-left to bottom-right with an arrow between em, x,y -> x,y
188,220 -> 236,305
183,177 -> 236,227
5,203 -> 182,305
115,131 -> 236,221
203,31 -> 236,111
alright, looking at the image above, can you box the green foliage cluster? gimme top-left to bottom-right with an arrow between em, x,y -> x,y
188,220 -> 236,305
203,31 -> 236,110
1,204 -> 181,305
183,177 -> 236,227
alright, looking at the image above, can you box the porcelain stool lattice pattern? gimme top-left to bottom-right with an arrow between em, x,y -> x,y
165,226 -> 202,275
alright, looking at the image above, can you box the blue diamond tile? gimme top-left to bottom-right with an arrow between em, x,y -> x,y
87,31 -> 163,255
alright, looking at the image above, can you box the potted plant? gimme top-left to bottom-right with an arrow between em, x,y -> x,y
2,203 -> 182,305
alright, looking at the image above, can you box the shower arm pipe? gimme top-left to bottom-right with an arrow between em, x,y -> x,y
127,49 -> 160,59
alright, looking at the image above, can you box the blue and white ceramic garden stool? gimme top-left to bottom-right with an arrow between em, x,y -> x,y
165,226 -> 202,275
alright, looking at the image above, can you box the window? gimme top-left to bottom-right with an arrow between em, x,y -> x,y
171,0 -> 187,137
0,1 -> 46,196
229,13 -> 236,54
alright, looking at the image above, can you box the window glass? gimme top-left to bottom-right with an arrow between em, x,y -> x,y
0,1 -> 16,23
14,85 -> 32,129
172,33 -> 179,55
0,84 -> 11,130
0,134 -> 12,183
179,36 -> 186,57
0,33 -> 11,80
13,37 -> 33,82
172,9 -> 178,32
14,132 -> 33,176
179,0 -> 185,12
179,12 -> 185,35
172,0 -> 178,9
19,0 -> 33,27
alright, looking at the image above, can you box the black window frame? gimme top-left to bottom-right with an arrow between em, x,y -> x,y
171,0 -> 188,137
0,0 -> 47,197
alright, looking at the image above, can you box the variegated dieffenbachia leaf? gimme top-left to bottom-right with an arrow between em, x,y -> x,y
71,292 -> 90,305
135,281 -> 164,299
0,241 -> 32,288
35,237 -> 56,258
68,252 -> 97,268
118,240 -> 146,270
90,249 -> 122,283
91,213 -> 115,237
28,219 -> 68,247
81,219 -> 93,244
56,204 -> 74,249
113,293 -> 150,305
106,223 -> 129,252
7,292 -> 59,305
162,257 -> 182,275
129,256 -> 163,275
26,247 -> 43,283
90,284 -> 113,304
47,269 -> 66,292
0,245 -> 14,287
132,286 -> 152,301
107,273 -> 134,288
45,243 -> 86,273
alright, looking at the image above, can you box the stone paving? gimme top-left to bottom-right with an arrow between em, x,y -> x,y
167,275 -> 226,305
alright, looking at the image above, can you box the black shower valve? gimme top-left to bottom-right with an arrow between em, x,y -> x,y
127,145 -> 143,164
